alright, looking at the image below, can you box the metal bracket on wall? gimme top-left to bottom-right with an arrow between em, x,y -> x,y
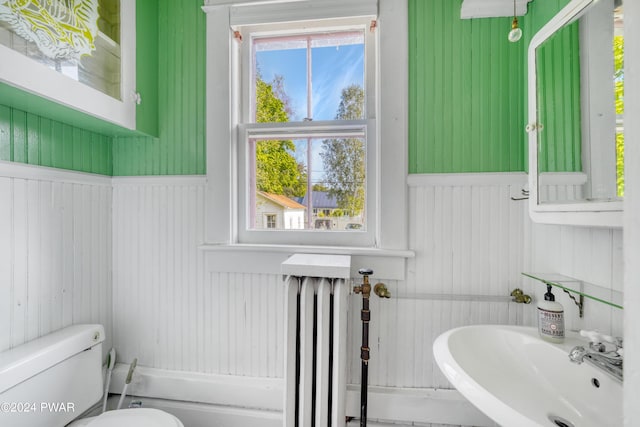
561,289 -> 584,318
511,188 -> 529,201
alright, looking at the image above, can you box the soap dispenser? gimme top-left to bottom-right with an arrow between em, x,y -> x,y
537,285 -> 564,343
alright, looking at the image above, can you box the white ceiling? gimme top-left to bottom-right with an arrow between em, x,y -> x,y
460,0 -> 533,19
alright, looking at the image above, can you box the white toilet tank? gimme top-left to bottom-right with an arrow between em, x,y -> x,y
0,324 -> 105,427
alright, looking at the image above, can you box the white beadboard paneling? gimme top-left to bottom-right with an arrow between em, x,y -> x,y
0,165 -> 112,356
204,271 -> 285,377
538,172 -> 587,203
113,178 -> 287,377
361,176 -> 528,391
109,172 -> 623,427
0,159 -> 626,427
348,291 -> 517,390
12,178 -> 28,347
525,219 -> 624,336
113,177 -> 288,378
0,177 -> 12,353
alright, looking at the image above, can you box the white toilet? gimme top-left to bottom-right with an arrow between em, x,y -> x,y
0,324 -> 184,427
67,407 -> 182,427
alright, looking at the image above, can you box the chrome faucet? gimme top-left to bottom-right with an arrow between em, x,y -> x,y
569,330 -> 623,382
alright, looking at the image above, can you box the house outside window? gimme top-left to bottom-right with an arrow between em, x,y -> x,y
256,192 -> 305,230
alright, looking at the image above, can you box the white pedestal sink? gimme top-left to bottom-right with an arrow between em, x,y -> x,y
433,325 -> 622,427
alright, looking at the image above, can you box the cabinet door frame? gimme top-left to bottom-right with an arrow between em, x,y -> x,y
0,0 -> 137,130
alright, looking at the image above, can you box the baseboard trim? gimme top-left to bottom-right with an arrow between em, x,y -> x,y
346,385 -> 495,427
104,396 -> 282,427
109,364 -> 493,426
109,364 -> 283,411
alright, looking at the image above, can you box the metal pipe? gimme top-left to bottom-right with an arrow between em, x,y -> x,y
360,290 -> 369,427
360,360 -> 368,427
353,268 -> 373,427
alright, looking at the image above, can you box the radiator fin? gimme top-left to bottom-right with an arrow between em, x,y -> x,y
284,276 -> 349,427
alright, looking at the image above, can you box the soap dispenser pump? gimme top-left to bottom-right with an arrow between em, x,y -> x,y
537,285 -> 564,343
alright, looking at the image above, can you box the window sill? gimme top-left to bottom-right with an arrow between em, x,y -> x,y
199,244 -> 414,280
199,243 -> 414,258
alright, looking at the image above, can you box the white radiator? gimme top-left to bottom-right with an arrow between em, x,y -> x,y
283,272 -> 350,427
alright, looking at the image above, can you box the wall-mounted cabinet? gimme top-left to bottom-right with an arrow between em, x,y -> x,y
0,0 -> 137,132
527,0 -> 624,227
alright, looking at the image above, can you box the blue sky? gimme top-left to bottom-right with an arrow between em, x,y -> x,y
256,44 -> 364,121
256,41 -> 365,187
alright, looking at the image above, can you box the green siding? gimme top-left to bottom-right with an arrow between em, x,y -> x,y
408,0 -> 526,173
113,0 -> 206,176
0,104 -> 112,175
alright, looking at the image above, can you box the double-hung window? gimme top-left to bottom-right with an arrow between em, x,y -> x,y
236,17 -> 377,246
203,0 -> 408,251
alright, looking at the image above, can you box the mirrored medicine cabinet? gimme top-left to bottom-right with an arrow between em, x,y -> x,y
528,0 -> 624,227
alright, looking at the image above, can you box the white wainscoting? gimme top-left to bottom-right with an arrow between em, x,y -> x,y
0,161 -> 112,356
111,177 -> 209,372
0,158 -> 626,426
524,221 -> 624,336
109,172 -> 623,426
376,173 -> 530,391
112,176 -> 286,377
108,173 -> 526,426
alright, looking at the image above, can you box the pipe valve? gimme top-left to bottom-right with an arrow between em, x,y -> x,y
374,283 -> 391,298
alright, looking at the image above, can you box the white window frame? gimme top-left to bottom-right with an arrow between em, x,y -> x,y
203,0 -> 408,251
239,121 -> 376,246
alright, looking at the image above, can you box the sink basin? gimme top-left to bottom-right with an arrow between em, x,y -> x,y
433,325 -> 622,427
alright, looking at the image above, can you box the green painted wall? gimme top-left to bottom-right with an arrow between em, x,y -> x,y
522,0 -> 581,173
407,0 -> 579,174
136,0 -> 159,137
535,20 -> 582,172
1,0 -> 575,177
112,0 -> 206,176
408,0 -> 526,173
0,104 -> 112,175
522,0 -> 571,42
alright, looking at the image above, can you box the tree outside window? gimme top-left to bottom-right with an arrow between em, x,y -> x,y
250,31 -> 367,231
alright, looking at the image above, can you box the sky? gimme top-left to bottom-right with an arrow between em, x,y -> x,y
255,40 -> 365,187
256,43 -> 365,121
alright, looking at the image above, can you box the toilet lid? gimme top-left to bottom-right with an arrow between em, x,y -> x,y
86,408 -> 183,427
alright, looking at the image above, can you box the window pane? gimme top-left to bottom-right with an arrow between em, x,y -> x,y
250,136 -> 366,231
253,31 -> 365,123
311,42 -> 364,121
255,46 -> 306,121
0,0 -> 121,99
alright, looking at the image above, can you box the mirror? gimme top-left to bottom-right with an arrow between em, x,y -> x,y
528,0 -> 624,227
